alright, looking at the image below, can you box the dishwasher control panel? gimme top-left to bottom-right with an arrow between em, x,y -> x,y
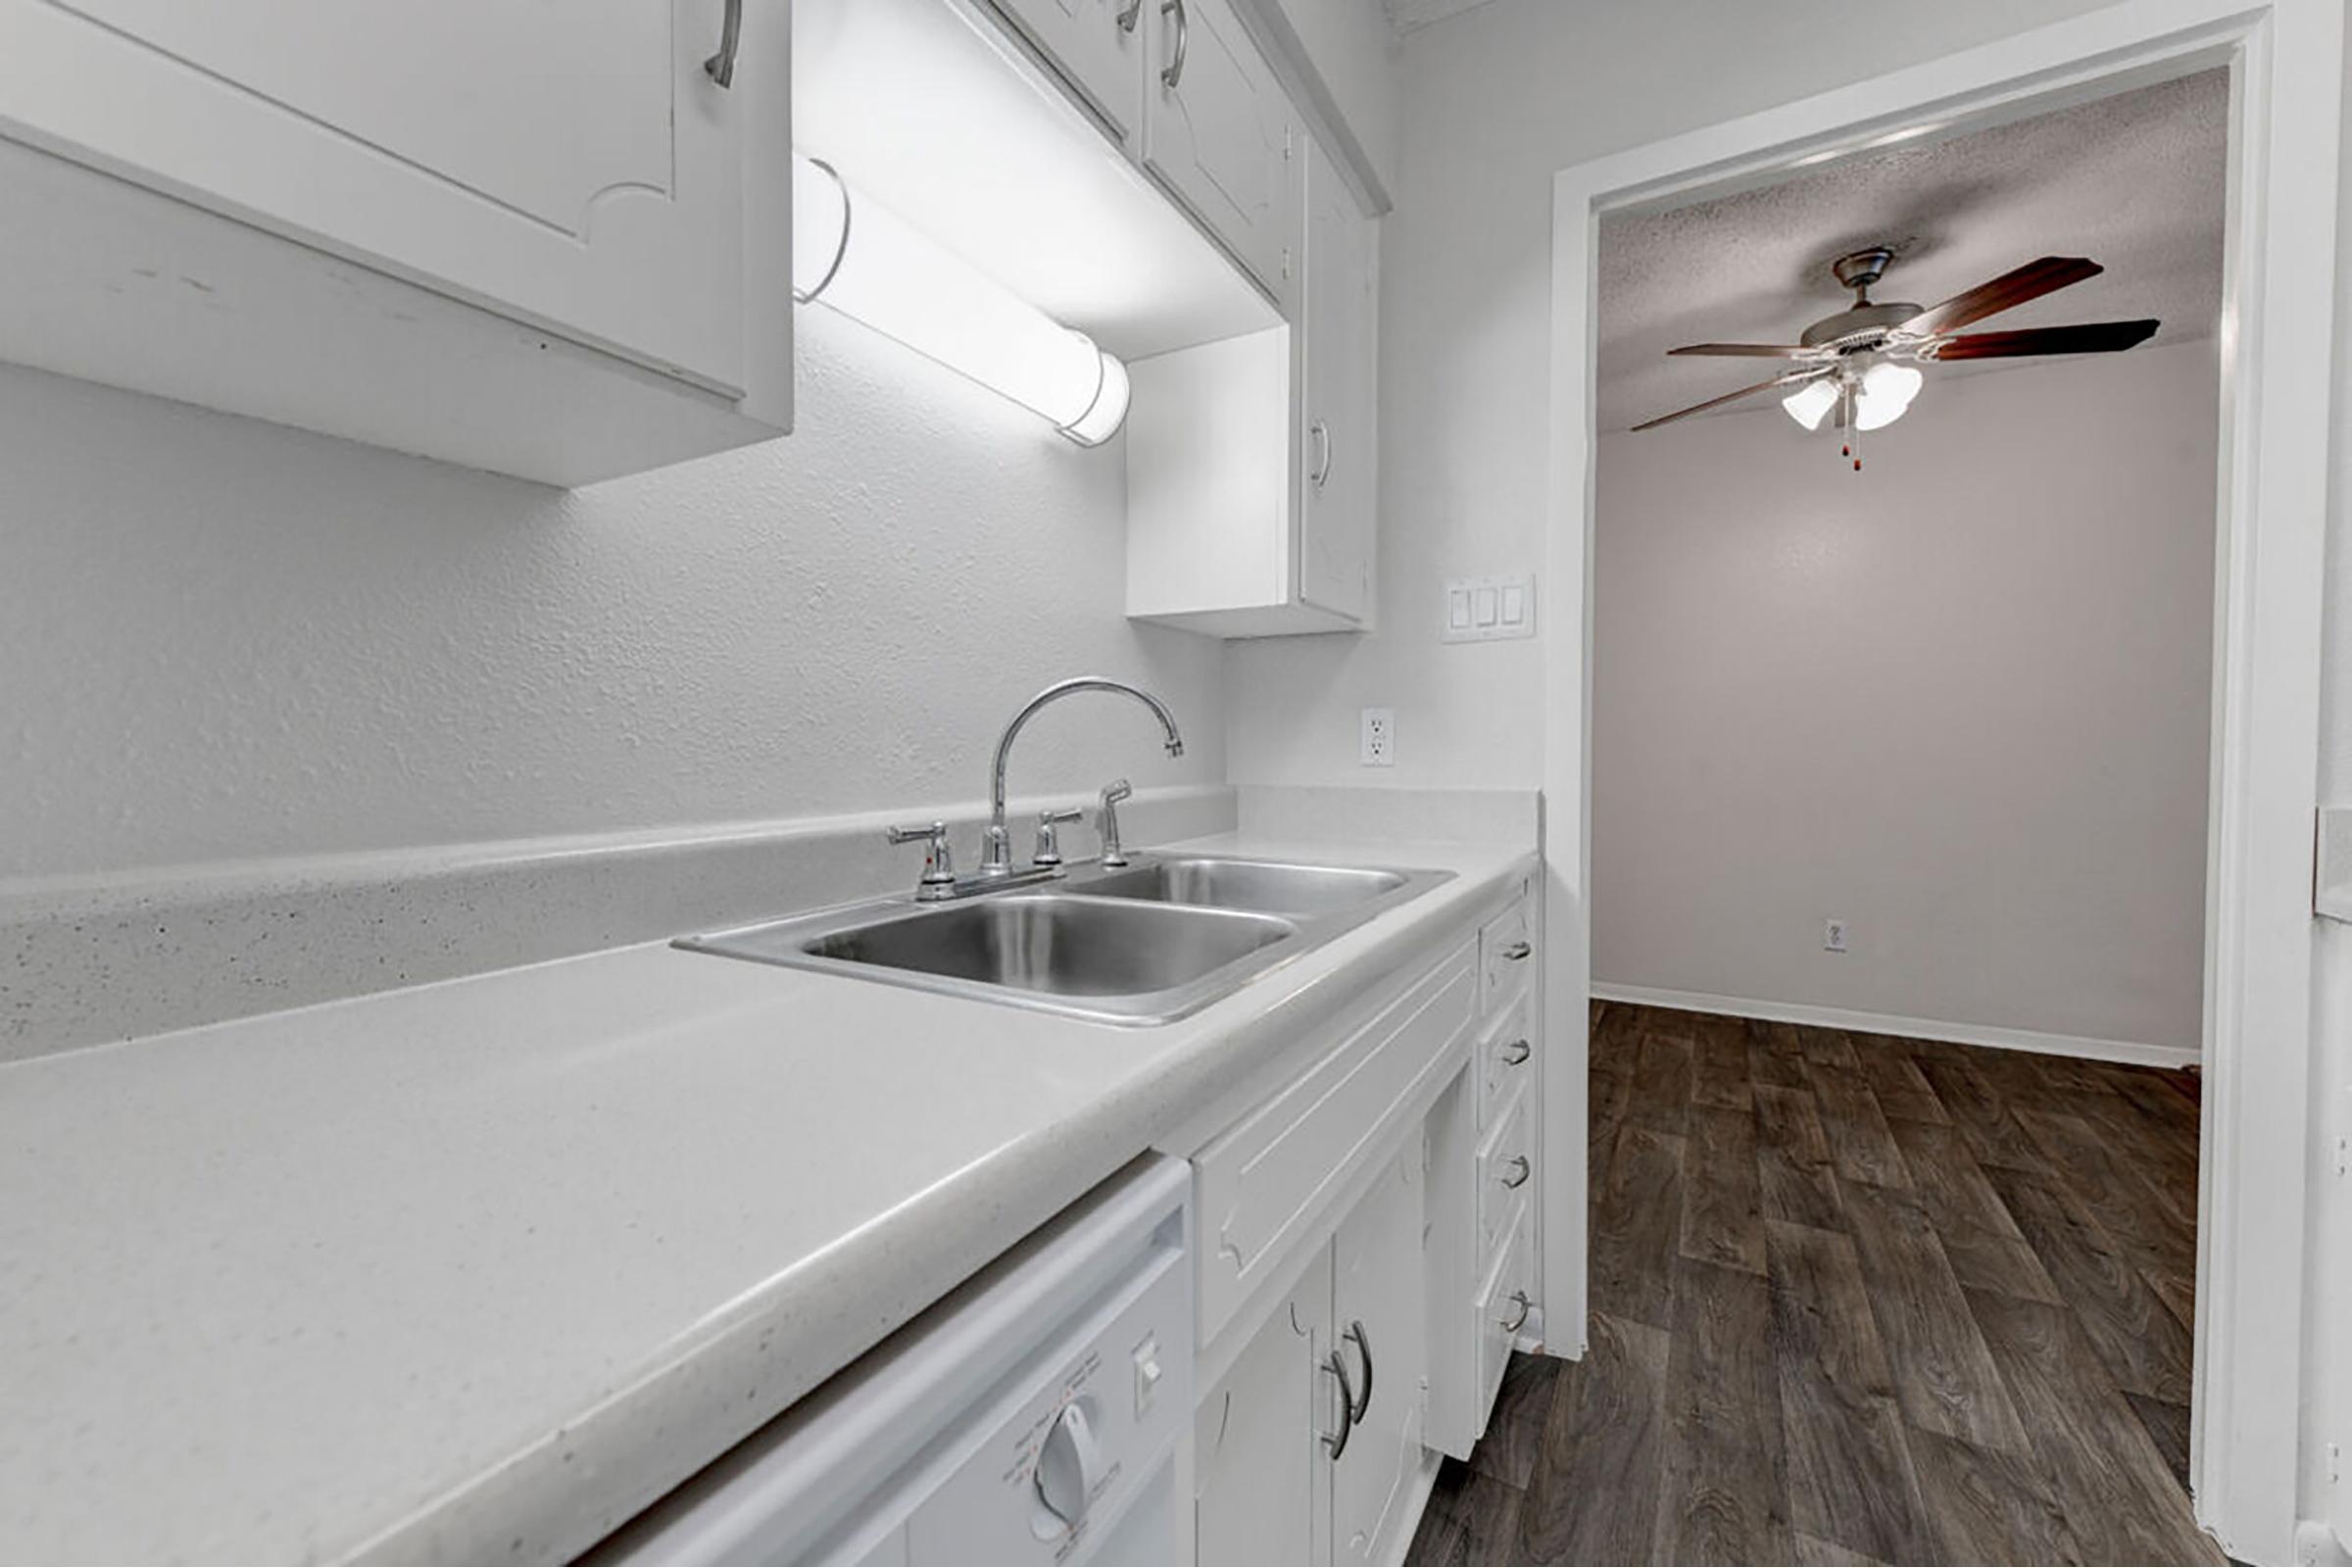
906,1240 -> 1189,1564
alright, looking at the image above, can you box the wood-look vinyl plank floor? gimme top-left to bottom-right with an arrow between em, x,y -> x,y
1409,1004 -> 2217,1567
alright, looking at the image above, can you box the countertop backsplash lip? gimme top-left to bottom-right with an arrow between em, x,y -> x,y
0,783 -> 1239,1063
1236,782 -> 1542,845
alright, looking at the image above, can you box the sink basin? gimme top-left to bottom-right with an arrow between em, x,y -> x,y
679,851 -> 1454,1026
1076,857 -> 1409,917
804,895 -> 1294,998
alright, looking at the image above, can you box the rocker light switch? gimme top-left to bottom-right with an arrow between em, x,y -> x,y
1442,574 -> 1536,643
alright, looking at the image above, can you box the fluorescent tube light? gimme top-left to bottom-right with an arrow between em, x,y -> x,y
792,155 -> 1129,446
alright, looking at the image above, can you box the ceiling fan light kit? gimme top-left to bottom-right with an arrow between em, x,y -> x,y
1639,245 -> 2160,469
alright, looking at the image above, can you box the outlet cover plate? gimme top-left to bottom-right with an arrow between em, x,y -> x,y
1442,573 -> 1536,643
1360,708 -> 1396,767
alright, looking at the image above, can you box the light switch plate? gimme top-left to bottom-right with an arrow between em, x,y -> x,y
1442,573 -> 1536,642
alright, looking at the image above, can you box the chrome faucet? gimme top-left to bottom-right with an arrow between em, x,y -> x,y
982,677 -> 1184,876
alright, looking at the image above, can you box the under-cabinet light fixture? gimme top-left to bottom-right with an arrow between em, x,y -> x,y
792,155 -> 1130,447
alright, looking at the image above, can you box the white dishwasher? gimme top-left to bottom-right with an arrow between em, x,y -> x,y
592,1155 -> 1194,1566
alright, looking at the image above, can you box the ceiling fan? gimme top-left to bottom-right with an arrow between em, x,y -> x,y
1632,246 -> 2159,467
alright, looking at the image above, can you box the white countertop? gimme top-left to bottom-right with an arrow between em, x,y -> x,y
0,832 -> 1536,1565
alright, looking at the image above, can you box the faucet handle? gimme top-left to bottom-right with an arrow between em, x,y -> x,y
1098,779 -> 1134,867
885,821 -> 957,897
1031,807 -> 1084,868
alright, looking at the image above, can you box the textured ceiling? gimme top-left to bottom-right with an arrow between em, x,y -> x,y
1381,0 -> 1501,36
1598,69 -> 2227,433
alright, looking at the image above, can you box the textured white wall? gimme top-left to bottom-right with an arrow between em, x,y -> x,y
0,308 -> 1225,881
1225,0 -> 2122,790
1591,342 -> 2218,1053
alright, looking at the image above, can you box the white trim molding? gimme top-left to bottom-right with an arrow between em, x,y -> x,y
1542,2 -> 2342,1560
1588,982 -> 2202,1072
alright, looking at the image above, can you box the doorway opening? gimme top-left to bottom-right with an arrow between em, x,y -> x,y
1535,5 -> 2341,1562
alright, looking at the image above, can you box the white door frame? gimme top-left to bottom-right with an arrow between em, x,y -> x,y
1538,2 -> 2342,1558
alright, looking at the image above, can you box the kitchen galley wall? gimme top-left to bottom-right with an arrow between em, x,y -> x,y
0,307 -> 1226,884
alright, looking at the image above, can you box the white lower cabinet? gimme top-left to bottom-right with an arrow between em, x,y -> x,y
1196,1244 -> 1332,1566
1193,1146 -> 1428,1568
1187,888 -> 1542,1563
1329,1147 -> 1427,1564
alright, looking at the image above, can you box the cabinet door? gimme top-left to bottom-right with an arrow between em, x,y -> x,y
1,0 -> 753,394
1140,0 -> 1298,313
987,0 -> 1146,141
1329,1145 -> 1428,1564
1196,1244 -> 1333,1566
1298,134 -> 1375,623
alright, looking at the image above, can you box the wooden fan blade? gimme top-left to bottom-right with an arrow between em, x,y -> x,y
1631,367 -> 1831,432
1902,255 -> 2104,337
1667,342 -> 1820,357
1925,318 -> 2160,360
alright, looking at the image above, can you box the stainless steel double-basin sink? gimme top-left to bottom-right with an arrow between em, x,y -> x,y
678,854 -> 1453,1025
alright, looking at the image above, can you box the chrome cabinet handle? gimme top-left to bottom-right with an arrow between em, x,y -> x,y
1323,1348 -> 1355,1458
704,0 -> 743,87
1501,1038 -> 1533,1066
1310,418 -> 1333,490
1500,1290 -> 1533,1335
1116,0 -> 1145,30
1500,1154 -> 1532,1190
1502,939 -> 1532,961
1160,0 -> 1189,87
1344,1320 -> 1372,1420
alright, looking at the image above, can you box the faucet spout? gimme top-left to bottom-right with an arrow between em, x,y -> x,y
984,677 -> 1185,875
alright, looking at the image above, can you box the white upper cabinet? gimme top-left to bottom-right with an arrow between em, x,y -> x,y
1298,133 -> 1375,623
1125,127 -> 1374,638
1141,0 -> 1300,314
0,0 -> 793,484
986,0 -> 1148,142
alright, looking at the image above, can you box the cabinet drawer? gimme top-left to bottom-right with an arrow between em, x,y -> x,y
1476,996 -> 1535,1132
1475,1203 -> 1536,1422
1194,941 -> 1476,1345
1478,897 -> 1535,1014
1476,1088 -> 1532,1269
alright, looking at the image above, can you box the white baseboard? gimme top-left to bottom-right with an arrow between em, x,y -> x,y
1588,982 -> 2200,1071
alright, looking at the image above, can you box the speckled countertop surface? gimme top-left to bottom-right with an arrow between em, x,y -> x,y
0,831 -> 1536,1565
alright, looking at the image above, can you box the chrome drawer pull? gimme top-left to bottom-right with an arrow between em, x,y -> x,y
1344,1320 -> 1372,1419
1501,939 -> 1532,961
1499,1291 -> 1533,1334
703,0 -> 743,87
1501,1038 -> 1533,1066
1500,1154 -> 1531,1190
1323,1348 -> 1355,1457
1159,0 -> 1189,87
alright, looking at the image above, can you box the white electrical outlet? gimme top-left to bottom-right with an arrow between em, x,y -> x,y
1824,919 -> 1848,954
1360,708 -> 1396,767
